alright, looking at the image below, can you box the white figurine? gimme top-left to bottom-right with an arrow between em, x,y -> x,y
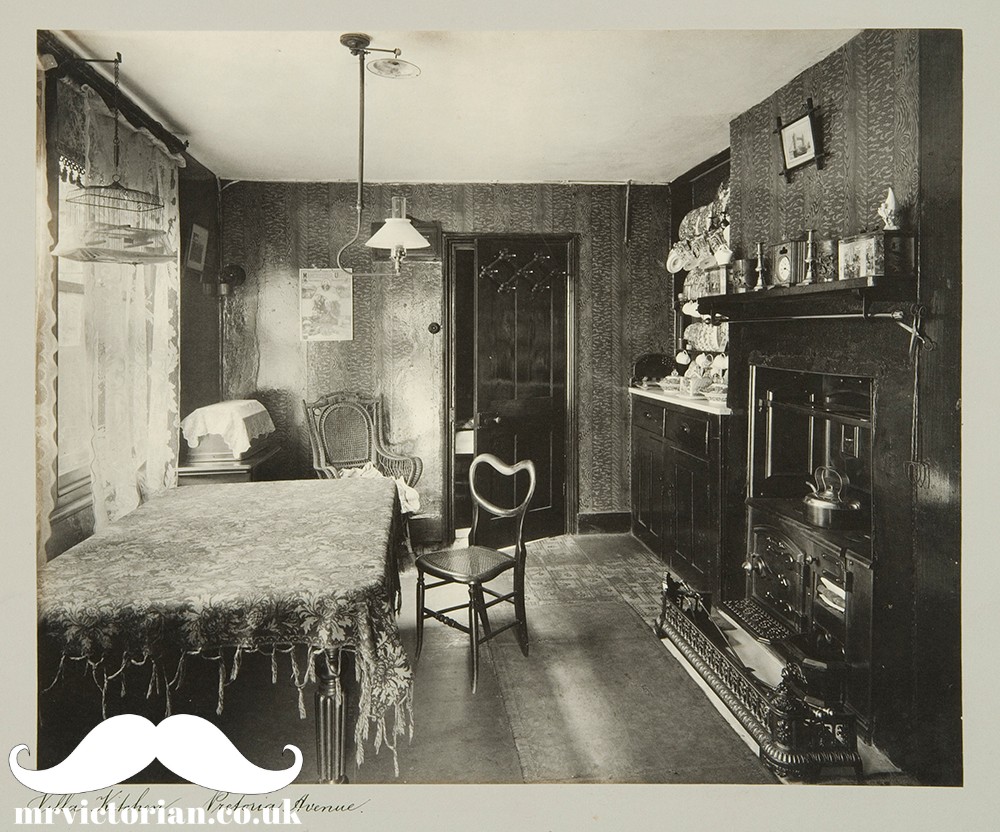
878,187 -> 899,230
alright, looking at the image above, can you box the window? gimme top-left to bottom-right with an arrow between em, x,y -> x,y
54,160 -> 93,509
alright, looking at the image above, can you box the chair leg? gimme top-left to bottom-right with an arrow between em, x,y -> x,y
469,584 -> 480,694
415,570 -> 425,661
474,585 -> 493,639
514,567 -> 529,657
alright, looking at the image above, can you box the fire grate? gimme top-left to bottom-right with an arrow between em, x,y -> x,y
721,598 -> 795,644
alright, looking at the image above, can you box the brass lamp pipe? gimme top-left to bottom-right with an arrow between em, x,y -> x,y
336,43 -> 367,272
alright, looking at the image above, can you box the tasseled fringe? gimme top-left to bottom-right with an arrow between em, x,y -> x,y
288,647 -> 308,719
43,654 -> 67,693
58,155 -> 85,186
230,646 -> 243,682
216,658 -> 226,716
146,659 -> 161,699
170,653 -> 187,691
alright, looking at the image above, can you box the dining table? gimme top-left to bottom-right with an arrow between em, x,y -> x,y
36,478 -> 413,783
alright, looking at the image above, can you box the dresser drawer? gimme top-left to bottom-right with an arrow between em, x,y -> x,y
632,400 -> 666,436
664,409 -> 710,459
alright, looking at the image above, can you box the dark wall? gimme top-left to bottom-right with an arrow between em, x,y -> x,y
220,182 -> 672,528
725,29 -> 961,784
910,29 -> 963,788
178,156 -> 222,420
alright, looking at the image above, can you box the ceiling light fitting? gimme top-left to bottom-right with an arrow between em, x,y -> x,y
335,33 -> 424,275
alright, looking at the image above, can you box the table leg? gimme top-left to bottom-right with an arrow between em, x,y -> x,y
315,648 -> 348,784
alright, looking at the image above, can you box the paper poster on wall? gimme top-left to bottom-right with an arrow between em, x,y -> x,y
299,268 -> 353,341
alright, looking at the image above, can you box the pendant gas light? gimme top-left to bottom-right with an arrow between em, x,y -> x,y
335,33 -> 426,275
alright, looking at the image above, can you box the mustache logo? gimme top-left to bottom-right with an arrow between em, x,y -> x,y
10,714 -> 302,794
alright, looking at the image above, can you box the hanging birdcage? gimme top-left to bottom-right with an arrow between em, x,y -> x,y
53,52 -> 175,265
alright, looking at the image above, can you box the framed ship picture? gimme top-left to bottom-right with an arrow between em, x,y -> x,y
776,98 -> 824,180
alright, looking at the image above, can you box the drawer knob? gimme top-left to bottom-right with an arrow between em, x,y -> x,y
681,423 -> 690,433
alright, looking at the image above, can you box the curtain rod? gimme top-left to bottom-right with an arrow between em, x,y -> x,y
37,30 -> 189,158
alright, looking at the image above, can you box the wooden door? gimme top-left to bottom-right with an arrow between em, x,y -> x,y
473,236 -> 569,548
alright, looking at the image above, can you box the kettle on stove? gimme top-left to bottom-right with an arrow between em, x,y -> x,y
802,466 -> 862,529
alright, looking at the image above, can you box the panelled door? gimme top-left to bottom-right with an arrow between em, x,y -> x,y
472,235 -> 570,549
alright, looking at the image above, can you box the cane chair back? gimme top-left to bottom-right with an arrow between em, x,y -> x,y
303,391 -> 422,487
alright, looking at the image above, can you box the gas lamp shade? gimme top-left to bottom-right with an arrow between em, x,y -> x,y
365,197 -> 430,273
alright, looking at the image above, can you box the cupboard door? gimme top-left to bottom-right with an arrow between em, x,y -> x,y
664,447 -> 713,588
631,428 -> 665,555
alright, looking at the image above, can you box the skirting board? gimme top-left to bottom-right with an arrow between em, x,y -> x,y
576,512 -> 632,534
409,514 -> 442,544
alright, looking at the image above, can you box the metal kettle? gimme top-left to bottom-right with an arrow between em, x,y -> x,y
803,466 -> 862,529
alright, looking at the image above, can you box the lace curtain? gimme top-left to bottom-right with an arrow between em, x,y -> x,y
36,61 -> 57,565
41,76 -> 184,546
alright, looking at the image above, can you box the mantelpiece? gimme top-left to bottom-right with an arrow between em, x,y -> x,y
695,275 -> 918,324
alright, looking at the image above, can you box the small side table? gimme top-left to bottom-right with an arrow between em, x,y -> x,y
177,445 -> 281,486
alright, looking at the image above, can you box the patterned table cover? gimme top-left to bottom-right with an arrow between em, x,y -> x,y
37,479 -> 413,769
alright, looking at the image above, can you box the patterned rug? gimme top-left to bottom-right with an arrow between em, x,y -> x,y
479,534 -> 776,784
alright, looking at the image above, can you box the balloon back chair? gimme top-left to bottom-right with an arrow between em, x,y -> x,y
414,453 -> 536,692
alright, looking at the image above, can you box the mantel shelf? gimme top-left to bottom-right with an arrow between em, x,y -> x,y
694,276 -> 917,323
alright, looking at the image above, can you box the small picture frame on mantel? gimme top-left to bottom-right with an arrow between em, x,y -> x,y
775,98 -> 824,181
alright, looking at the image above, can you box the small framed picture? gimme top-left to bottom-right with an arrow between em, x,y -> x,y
776,98 -> 823,181
780,114 -> 816,170
186,224 -> 209,272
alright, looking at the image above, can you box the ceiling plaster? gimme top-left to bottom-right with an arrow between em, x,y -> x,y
57,29 -> 860,184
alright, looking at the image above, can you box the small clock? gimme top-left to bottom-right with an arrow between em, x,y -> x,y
770,241 -> 804,287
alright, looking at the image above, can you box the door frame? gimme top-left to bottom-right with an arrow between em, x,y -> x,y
441,232 -> 578,543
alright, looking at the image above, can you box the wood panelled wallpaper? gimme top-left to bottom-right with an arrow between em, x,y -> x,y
220,182 -> 672,525
178,160 -> 222,420
729,29 -> 919,258
725,29 -> 962,784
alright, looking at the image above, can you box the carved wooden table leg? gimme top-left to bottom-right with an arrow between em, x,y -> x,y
315,648 -> 348,784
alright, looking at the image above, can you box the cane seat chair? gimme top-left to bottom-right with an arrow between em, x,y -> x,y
414,453 -> 536,693
303,391 -> 422,487
303,391 -> 422,560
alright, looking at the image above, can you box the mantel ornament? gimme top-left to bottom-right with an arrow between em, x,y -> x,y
877,188 -> 900,230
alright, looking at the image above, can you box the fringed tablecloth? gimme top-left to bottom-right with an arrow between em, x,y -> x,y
37,479 -> 412,771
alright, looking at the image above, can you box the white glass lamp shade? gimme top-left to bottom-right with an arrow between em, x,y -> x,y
364,197 -> 429,273
364,217 -> 430,251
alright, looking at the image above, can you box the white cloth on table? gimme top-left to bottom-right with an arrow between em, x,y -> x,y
337,463 -> 421,514
180,400 -> 276,455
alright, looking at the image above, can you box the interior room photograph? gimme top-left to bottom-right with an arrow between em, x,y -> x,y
32,27 -> 962,789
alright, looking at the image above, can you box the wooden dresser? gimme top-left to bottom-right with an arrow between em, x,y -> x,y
629,387 -> 730,595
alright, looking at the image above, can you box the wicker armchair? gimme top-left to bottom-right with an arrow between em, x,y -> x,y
303,391 -> 422,488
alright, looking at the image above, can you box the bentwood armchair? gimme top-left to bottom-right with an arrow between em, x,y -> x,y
414,453 -> 536,693
302,391 -> 422,487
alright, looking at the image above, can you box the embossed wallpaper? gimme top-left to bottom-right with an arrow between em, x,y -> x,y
220,182 -> 673,526
723,29 -> 963,783
729,29 -> 920,258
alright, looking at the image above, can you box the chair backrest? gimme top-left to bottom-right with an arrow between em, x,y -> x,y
303,391 -> 423,487
469,453 -> 536,556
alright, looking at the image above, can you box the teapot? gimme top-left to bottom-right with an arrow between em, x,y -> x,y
803,466 -> 862,529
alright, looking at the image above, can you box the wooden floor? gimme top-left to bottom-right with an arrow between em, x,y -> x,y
38,533 -> 910,786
